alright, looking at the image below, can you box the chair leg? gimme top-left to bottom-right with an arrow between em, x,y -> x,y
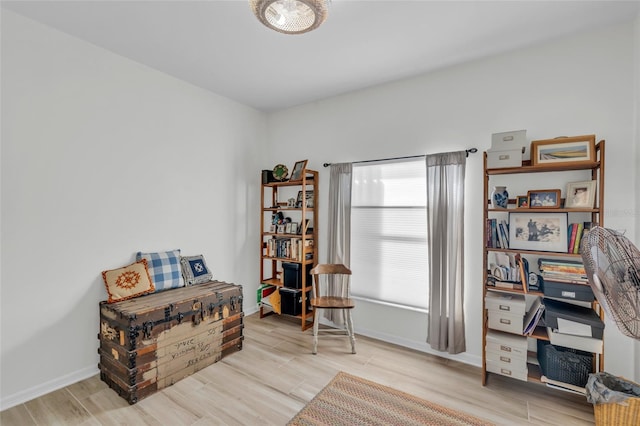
346,309 -> 356,354
312,308 -> 319,355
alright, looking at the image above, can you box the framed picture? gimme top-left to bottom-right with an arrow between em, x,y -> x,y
516,195 -> 529,208
565,180 -> 597,208
527,189 -> 561,208
296,190 -> 314,208
509,212 -> 568,252
289,159 -> 308,182
290,222 -> 298,234
531,135 -> 596,167
284,223 -> 292,234
277,224 -> 285,234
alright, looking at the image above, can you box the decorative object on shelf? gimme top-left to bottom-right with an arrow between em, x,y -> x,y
566,180 -> 597,208
272,164 -> 289,181
491,186 -> 509,209
287,197 -> 296,207
527,189 -> 561,208
296,189 -> 314,208
531,135 -> 596,167
516,195 -> 529,208
248,0 -> 329,35
289,159 -> 308,182
508,212 -> 569,252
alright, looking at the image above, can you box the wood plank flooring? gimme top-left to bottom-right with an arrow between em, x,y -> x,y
1,312 -> 595,425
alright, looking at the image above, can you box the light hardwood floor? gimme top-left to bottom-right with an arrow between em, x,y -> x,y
1,312 -> 595,425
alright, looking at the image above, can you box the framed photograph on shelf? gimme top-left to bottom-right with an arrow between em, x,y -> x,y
527,189 -> 561,208
296,190 -> 314,208
565,180 -> 597,208
516,195 -> 529,208
289,159 -> 308,182
509,212 -> 568,252
531,135 -> 596,167
290,222 -> 298,234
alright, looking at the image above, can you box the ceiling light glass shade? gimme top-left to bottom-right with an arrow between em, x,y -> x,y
249,0 -> 328,34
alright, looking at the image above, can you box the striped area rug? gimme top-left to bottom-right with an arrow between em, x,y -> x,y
288,371 -> 494,426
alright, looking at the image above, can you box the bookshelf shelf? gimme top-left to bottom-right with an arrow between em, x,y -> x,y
482,139 -> 605,389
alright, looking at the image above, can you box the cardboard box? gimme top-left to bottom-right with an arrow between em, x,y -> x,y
491,130 -> 529,160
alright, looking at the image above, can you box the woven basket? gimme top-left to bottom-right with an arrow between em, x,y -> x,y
594,397 -> 640,426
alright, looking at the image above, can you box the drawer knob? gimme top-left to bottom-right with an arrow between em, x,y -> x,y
501,368 -> 512,376
500,318 -> 511,325
500,356 -> 511,363
499,304 -> 510,311
500,345 -> 512,352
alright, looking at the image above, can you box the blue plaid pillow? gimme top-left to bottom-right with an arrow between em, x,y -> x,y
180,255 -> 213,285
136,249 -> 184,291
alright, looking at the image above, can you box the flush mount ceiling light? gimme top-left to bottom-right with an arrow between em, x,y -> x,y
249,0 -> 329,35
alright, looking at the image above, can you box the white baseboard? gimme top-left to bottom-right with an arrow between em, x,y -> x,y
354,326 -> 482,368
0,365 -> 98,411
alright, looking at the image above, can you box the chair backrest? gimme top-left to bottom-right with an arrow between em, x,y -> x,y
310,264 -> 352,300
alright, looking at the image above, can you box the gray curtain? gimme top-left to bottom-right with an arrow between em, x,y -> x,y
326,163 -> 352,323
426,151 -> 466,354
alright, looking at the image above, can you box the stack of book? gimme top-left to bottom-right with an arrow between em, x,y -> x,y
538,258 -> 588,285
265,237 -> 313,260
567,222 -> 594,254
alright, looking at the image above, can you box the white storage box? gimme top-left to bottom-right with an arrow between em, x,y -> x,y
488,310 -> 525,334
491,130 -> 529,160
485,292 -> 527,317
486,148 -> 523,169
486,360 -> 528,382
486,330 -> 528,358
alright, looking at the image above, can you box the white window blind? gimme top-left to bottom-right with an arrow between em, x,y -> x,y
350,158 -> 429,310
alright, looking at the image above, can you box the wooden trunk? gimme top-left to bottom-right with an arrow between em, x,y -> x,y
98,280 -> 243,404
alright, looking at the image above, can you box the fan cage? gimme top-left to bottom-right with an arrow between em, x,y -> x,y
581,226 -> 640,340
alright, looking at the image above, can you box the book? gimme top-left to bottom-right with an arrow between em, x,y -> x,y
567,223 -> 577,253
567,223 -> 576,253
572,223 -> 584,254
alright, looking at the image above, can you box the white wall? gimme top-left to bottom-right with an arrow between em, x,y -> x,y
268,21 -> 639,379
0,10 -> 265,408
634,14 -> 640,381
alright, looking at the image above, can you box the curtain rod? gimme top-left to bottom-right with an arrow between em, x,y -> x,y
322,148 -> 478,168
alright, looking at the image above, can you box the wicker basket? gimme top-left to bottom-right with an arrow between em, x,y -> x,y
587,372 -> 640,426
593,397 -> 640,426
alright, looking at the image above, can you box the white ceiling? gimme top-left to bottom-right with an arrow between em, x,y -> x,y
3,1 -> 639,112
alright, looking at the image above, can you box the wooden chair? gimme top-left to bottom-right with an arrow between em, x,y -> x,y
309,264 -> 355,355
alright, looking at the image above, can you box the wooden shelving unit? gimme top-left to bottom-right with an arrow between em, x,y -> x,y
259,169 -> 318,331
482,140 -> 605,387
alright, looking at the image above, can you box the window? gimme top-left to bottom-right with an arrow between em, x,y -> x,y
350,158 -> 428,311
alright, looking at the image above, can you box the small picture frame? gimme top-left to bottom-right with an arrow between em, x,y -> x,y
289,160 -> 308,182
269,224 -> 276,233
509,212 -> 568,252
277,224 -> 285,234
527,189 -> 561,208
531,135 -> 596,167
296,190 -> 314,208
290,222 -> 298,234
565,180 -> 597,208
284,223 -> 292,234
516,195 -> 529,208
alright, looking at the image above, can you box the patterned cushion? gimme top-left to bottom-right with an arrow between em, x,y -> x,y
181,255 -> 213,285
102,259 -> 155,303
136,249 -> 184,291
